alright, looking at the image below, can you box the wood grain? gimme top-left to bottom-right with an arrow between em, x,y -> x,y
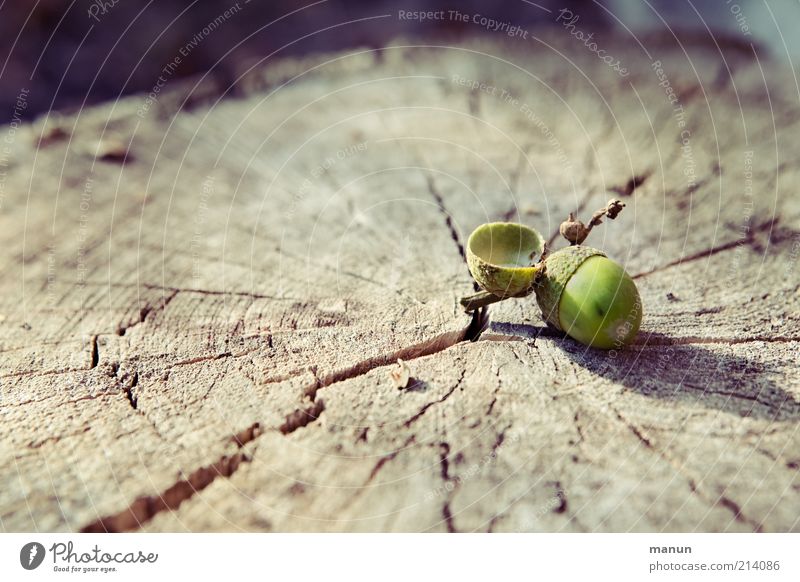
1,32 -> 798,532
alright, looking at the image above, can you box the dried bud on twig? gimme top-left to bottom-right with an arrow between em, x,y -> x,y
603,199 -> 625,220
559,199 -> 626,245
559,212 -> 591,245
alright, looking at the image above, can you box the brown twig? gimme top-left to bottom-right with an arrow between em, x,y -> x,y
559,198 -> 625,245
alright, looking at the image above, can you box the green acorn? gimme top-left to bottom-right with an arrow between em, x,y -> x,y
534,245 -> 641,349
460,199 -> 642,349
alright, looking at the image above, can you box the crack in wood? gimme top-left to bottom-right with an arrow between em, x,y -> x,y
632,217 -> 782,279
633,238 -> 750,280
308,328 -> 471,401
89,336 -> 99,369
442,501 -> 457,533
715,493 -> 763,532
123,370 -> 138,411
614,407 -> 763,532
438,442 -> 459,533
167,351 -> 234,369
116,290 -> 178,336
80,452 -> 250,533
79,419 -> 266,533
680,384 -> 799,419
638,335 -> 800,346
404,384 -> 458,429
364,436 -> 416,484
424,175 -> 466,263
80,280 -> 297,302
231,422 -> 262,447
279,399 -> 326,435
490,425 -> 511,456
403,366 -> 465,428
609,171 -> 651,197
27,427 -> 91,450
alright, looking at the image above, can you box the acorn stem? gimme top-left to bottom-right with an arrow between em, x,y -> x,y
459,290 -> 507,312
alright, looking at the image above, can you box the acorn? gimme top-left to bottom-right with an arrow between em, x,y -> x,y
460,200 -> 642,349
534,245 -> 641,349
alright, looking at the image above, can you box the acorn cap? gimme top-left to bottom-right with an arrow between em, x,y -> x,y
466,222 -> 545,298
535,245 -> 606,329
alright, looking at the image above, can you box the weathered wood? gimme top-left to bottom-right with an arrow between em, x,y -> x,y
1,32 -> 798,532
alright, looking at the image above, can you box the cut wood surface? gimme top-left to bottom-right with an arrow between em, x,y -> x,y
1,32 -> 799,532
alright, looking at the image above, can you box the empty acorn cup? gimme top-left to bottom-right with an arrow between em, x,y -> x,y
466,222 -> 545,298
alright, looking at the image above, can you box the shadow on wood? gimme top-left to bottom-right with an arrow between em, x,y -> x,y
490,323 -> 798,422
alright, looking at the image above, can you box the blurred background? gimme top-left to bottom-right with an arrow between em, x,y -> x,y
1,0 -> 798,123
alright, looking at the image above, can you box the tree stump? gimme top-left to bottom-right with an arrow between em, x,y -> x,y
1,32 -> 798,533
